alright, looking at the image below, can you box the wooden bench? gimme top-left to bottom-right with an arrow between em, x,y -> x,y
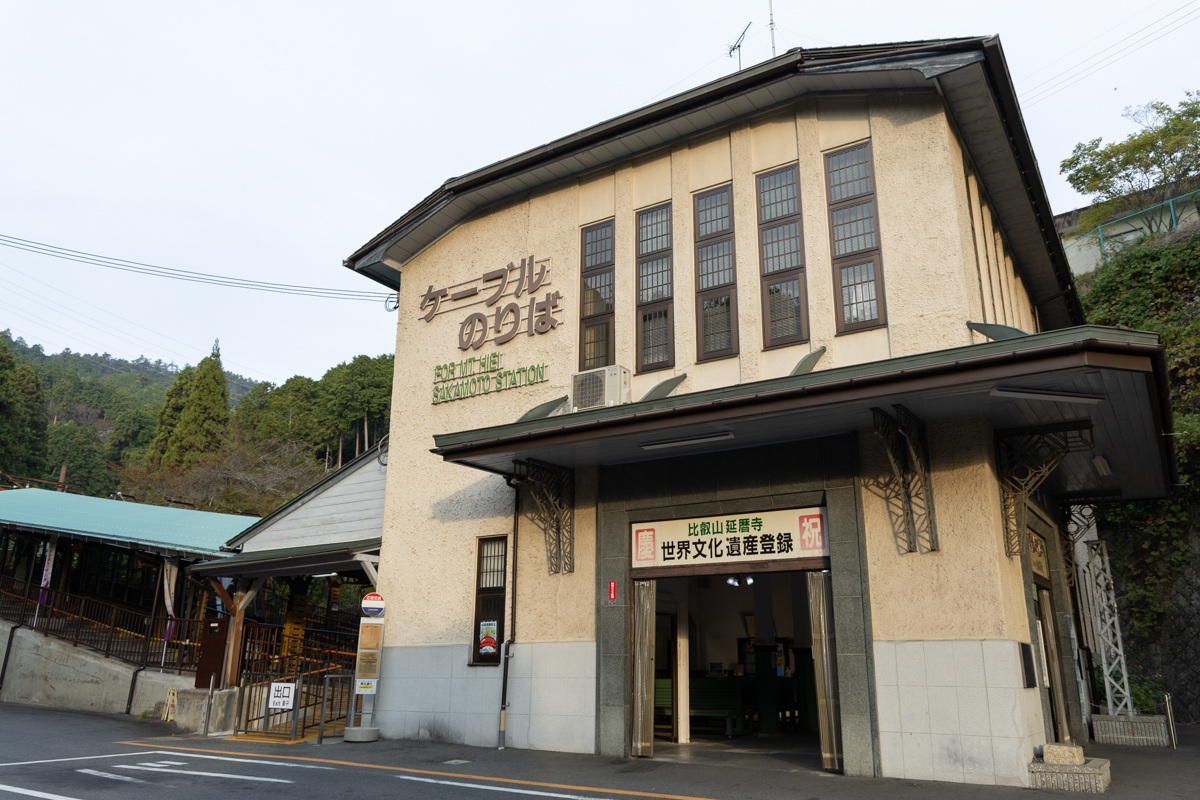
654,678 -> 754,737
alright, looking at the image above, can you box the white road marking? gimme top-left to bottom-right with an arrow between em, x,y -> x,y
113,765 -> 292,783
397,776 -> 613,800
0,752 -> 157,768
159,753 -> 333,770
137,761 -> 186,766
0,784 -> 84,800
0,751 -> 332,771
75,769 -> 145,784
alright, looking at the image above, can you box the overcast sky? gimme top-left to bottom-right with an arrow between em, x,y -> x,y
1,1 -> 1195,384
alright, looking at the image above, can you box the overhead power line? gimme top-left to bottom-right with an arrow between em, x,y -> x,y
0,233 -> 392,302
1020,1 -> 1200,106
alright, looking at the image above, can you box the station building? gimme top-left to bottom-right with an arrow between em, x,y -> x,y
342,37 -> 1174,786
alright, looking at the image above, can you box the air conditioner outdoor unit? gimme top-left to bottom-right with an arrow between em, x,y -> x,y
570,365 -> 631,412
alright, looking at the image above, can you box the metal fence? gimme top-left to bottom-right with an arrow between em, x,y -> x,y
1064,188 -> 1200,265
0,574 -> 206,672
240,620 -> 357,677
236,669 -> 356,741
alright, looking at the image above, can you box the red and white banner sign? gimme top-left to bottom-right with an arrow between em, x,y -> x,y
631,507 -> 828,570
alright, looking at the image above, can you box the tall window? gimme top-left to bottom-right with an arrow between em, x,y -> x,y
694,184 -> 738,360
635,203 -> 674,372
471,537 -> 507,666
825,142 -> 887,332
579,220 -> 615,371
757,165 -> 808,347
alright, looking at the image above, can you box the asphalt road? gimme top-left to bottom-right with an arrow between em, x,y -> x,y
1,702 -> 1196,800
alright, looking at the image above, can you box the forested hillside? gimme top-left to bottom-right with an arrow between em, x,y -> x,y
0,329 -> 393,515
1079,224 -> 1200,722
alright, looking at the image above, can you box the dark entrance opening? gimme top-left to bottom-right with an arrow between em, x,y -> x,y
642,570 -> 830,771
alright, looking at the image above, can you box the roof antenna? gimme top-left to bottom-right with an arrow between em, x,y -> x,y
769,1 -> 776,57
728,22 -> 752,71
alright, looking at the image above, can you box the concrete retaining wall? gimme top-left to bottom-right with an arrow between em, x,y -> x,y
0,618 -> 232,731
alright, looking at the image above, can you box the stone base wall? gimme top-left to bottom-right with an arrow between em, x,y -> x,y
874,639 -> 1046,786
375,640 -> 596,753
1091,714 -> 1169,747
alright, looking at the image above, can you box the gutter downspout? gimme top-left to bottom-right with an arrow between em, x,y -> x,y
0,624 -> 22,696
125,666 -> 146,715
498,479 -> 520,749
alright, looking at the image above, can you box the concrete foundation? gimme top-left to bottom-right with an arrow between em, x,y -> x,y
344,726 -> 380,742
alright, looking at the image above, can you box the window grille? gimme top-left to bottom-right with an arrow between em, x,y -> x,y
827,143 -> 872,202
579,220 -> 615,371
694,184 -> 738,360
825,142 -> 886,332
757,164 -> 808,347
635,203 -> 674,372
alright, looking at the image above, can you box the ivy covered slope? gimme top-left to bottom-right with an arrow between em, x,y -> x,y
1080,225 -> 1200,718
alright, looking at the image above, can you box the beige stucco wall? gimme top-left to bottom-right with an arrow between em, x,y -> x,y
380,179 -> 593,648
378,91 -> 1045,651
858,419 -> 1029,641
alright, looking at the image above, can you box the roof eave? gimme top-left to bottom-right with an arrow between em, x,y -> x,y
225,440 -> 388,549
343,39 -> 989,270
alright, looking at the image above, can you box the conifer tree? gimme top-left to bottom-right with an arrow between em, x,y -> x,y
14,363 -> 49,476
147,365 -> 194,466
164,341 -> 230,466
0,339 -> 49,476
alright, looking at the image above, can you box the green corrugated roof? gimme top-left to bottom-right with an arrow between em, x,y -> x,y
0,488 -> 254,558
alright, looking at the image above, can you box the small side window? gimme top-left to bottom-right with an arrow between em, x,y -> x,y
470,537 -> 508,665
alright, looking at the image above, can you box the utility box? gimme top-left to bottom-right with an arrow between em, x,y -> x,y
570,365 -> 631,412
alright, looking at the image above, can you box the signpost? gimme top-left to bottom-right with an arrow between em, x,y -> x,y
345,593 -> 385,742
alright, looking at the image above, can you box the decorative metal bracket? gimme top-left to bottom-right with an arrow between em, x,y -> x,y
995,423 -> 1093,558
1060,503 -> 1098,589
872,405 -> 938,553
511,459 -> 575,575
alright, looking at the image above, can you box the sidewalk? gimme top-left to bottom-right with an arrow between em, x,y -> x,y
149,723 -> 1198,799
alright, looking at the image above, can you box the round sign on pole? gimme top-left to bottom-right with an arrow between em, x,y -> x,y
361,592 -> 385,617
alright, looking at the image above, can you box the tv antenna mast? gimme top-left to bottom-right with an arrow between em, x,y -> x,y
728,22 -> 752,71
769,1 -> 776,57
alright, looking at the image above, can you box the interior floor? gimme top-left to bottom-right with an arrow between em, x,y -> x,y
652,730 -> 824,772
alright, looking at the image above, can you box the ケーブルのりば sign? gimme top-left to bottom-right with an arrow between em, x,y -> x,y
417,255 -> 564,351
631,507 -> 829,570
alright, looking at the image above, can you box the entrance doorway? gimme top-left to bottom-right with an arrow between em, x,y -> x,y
632,570 -> 841,771
1030,527 -> 1074,744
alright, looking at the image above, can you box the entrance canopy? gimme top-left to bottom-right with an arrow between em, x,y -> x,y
188,537 -> 381,580
432,326 -> 1174,502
